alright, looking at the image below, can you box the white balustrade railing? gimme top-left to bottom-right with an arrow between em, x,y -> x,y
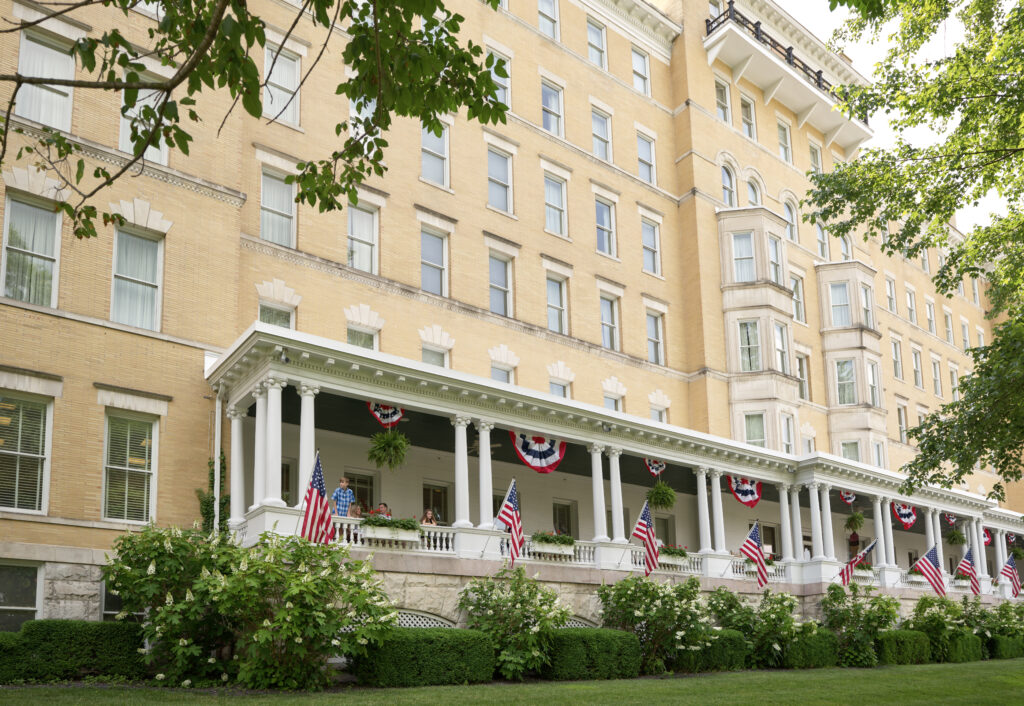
730,558 -> 786,582
851,568 -> 880,585
332,517 -> 456,555
656,554 -> 703,575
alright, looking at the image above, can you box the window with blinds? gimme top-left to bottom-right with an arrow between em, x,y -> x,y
104,415 -> 154,522
0,396 -> 47,511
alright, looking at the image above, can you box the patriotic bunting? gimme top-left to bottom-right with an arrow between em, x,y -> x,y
839,490 -> 856,506
728,476 -> 762,508
508,431 -> 567,473
892,503 -> 917,530
943,512 -> 957,526
367,401 -> 404,428
644,458 -> 667,477
1009,533 -> 1017,545
984,528 -> 992,546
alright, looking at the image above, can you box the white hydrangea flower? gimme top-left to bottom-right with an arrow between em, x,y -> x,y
295,637 -> 303,644
357,637 -> 368,645
207,657 -> 216,664
147,561 -> 157,575
331,639 -> 340,647
155,673 -> 165,681
221,673 -> 229,682
181,679 -> 191,688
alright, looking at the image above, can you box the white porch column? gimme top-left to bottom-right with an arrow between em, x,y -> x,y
607,448 -> 626,543
932,511 -> 945,573
588,444 -> 609,543
250,385 -> 267,511
228,407 -> 246,525
993,529 -> 1004,576
262,378 -> 286,507
807,483 -> 825,560
695,467 -> 713,553
778,484 -> 794,561
296,383 -> 319,507
451,416 -> 473,528
872,496 -> 888,567
475,421 -> 495,529
709,469 -> 727,553
790,486 -> 803,560
882,499 -> 897,566
977,520 -> 989,576
924,508 -> 936,551
820,484 -> 835,560
970,519 -> 981,575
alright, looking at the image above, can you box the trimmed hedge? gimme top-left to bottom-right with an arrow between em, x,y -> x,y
876,630 -> 931,665
352,628 -> 494,687
947,630 -> 983,663
0,620 -> 146,684
675,629 -> 749,673
784,627 -> 839,669
989,635 -> 1024,660
538,629 -> 641,681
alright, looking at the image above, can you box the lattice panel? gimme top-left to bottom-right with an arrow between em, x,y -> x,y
563,617 -> 596,628
397,611 -> 454,628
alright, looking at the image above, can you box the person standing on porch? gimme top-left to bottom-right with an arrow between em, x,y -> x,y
332,477 -> 355,516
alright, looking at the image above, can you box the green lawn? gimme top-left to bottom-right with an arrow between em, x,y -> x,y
3,660 -> 1023,705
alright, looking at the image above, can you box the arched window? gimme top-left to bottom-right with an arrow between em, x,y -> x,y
840,236 -> 852,261
783,202 -> 798,241
816,223 -> 829,259
747,180 -> 761,206
721,166 -> 735,207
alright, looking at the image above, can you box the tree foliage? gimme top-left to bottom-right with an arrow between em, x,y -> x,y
810,0 -> 1024,498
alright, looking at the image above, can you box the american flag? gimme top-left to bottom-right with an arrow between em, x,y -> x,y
631,500 -> 659,576
299,452 -> 336,544
1000,555 -> 1021,597
740,521 -> 768,589
954,547 -> 980,596
839,539 -> 876,586
911,545 -> 946,597
497,479 -> 524,567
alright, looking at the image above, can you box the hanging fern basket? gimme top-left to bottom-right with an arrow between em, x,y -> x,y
367,428 -> 411,471
945,528 -> 967,546
646,481 -> 676,510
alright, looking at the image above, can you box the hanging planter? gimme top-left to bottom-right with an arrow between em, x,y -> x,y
367,428 -> 411,471
844,511 -> 865,534
646,481 -> 676,510
946,528 -> 967,546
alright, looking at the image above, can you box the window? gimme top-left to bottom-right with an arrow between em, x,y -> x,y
487,148 -> 512,212
259,304 -> 292,328
347,205 -> 377,274
549,381 -> 568,397
552,500 -> 576,537
816,224 -> 829,259
839,236 -> 852,261
637,134 -> 655,184
781,414 -> 795,454
595,199 -> 615,255
944,312 -> 954,344
599,295 -> 619,350
836,359 -> 856,405
740,97 -> 756,139
961,321 -> 970,351
102,581 -> 142,622
0,564 -> 39,631
733,232 -> 754,282
715,81 -> 731,123
803,436 -> 816,454
897,405 -> 909,443
349,95 -> 376,139
603,395 -> 621,411
744,413 -> 766,447
646,312 -> 664,364
912,349 -> 923,387
16,34 -> 74,131
874,442 -> 886,467
641,219 -> 660,274
420,229 -> 447,296
840,441 -> 860,462
586,19 -> 606,67
260,171 -> 294,247
925,301 -> 936,334
347,328 -> 375,349
591,109 -> 611,161
538,0 -> 559,38
541,82 -> 562,135
3,198 -> 60,307
119,80 -> 167,164
738,320 -> 760,372
422,348 -> 447,367
491,366 -> 512,384
796,355 -> 809,400
830,282 -> 850,327
721,166 -> 736,206
768,237 -> 782,284
546,276 -> 567,333
631,49 -> 650,94
861,285 -> 874,329
921,250 -> 930,273
932,359 -> 942,396
784,202 -> 798,241
885,278 -> 897,312
949,367 -> 960,402
977,329 -> 985,347
111,230 -> 162,331
809,144 -> 822,173
0,395 -> 47,511
891,339 -> 904,379
773,323 -> 789,374
543,174 -> 566,235
650,407 -> 666,423
263,46 -> 299,125
906,290 -> 917,325
709,1 -> 723,16
747,180 -> 761,206
421,124 -> 449,186
777,122 -> 792,163
971,278 -> 980,305
487,49 -> 510,106
104,414 -> 155,522
488,255 -> 511,316
791,275 -> 805,322
867,361 -> 880,406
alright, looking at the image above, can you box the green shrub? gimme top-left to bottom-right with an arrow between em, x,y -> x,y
675,629 -> 749,673
708,588 -> 798,669
0,621 -> 146,684
0,631 -> 26,684
820,584 -> 899,668
989,635 -> 1024,660
905,596 -> 963,663
947,630 -> 983,663
352,628 -> 494,687
876,630 -> 931,665
783,624 -> 839,669
538,629 -> 641,681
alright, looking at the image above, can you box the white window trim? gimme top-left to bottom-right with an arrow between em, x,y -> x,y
260,168 -> 296,248
739,94 -> 757,140
545,273 -> 569,335
777,119 -> 793,163
488,252 -> 513,317
594,197 -> 617,257
540,79 -> 564,137
421,123 -> 450,189
0,389 -> 54,515
538,0 -> 560,40
118,71 -> 169,166
598,293 -> 620,351
714,78 -> 732,124
16,31 -> 75,133
0,561 -> 44,626
260,301 -> 296,329
347,202 -> 380,275
110,227 -> 164,332
631,47 -> 650,96
646,310 -> 665,365
640,217 -> 661,275
263,44 -> 301,126
419,226 -> 449,297
586,17 -> 607,69
486,146 -> 514,214
101,408 -> 160,524
1,193 -> 63,309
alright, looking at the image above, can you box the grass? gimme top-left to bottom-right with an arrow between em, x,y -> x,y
2,660 -> 1023,705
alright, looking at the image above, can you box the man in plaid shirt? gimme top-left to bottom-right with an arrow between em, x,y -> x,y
331,476 -> 355,516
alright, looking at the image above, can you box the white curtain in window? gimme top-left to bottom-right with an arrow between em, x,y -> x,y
745,414 -> 765,445
347,206 -> 375,272
4,200 -> 57,306
16,36 -> 73,131
544,178 -> 563,233
112,232 -> 159,330
260,174 -> 294,246
120,86 -> 165,163
264,49 -> 298,124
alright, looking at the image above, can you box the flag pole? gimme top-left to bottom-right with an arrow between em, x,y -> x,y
481,477 -> 516,559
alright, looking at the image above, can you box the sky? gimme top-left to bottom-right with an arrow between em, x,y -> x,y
773,1 -> 1003,232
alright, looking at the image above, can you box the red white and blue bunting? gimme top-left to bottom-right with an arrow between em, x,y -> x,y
984,528 -> 992,546
728,476 -> 762,509
839,490 -> 856,506
1009,533 -> 1017,545
892,503 -> 917,530
509,431 -> 567,474
644,459 -> 667,477
367,401 -> 404,428
943,512 -> 957,526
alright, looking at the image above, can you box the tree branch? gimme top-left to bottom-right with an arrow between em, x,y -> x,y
0,0 -> 103,34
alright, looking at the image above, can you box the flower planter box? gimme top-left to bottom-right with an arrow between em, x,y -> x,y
658,554 -> 689,567
532,543 -> 575,556
361,525 -> 420,544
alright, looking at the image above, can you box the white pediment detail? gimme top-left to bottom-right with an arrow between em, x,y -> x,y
109,198 -> 173,233
256,279 -> 302,308
648,389 -> 671,409
343,303 -> 384,331
601,376 -> 627,398
546,361 -> 576,384
3,165 -> 67,202
418,324 -> 454,350
487,344 -> 520,368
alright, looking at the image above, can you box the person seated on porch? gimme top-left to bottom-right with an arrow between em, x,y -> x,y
348,503 -> 363,519
332,477 -> 355,516
377,502 -> 391,518
420,509 -> 438,526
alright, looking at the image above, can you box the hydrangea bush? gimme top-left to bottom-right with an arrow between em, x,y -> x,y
707,588 -> 799,668
819,583 -> 899,667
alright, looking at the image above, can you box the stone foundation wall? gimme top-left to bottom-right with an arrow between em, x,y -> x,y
42,563 -> 104,622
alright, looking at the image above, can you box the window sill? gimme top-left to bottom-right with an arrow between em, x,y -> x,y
642,269 -> 665,281
486,205 -> 518,220
261,118 -> 305,134
0,507 -> 46,517
596,250 -> 621,263
419,177 -> 454,195
544,229 -> 571,242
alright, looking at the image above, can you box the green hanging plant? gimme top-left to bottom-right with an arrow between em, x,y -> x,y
367,428 -> 411,471
946,528 -> 967,546
1011,547 -> 1024,561
646,481 -> 676,510
844,511 -> 865,534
